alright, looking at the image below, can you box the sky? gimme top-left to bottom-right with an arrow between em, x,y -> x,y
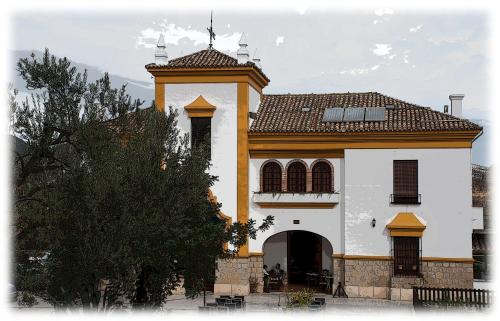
8,7 -> 492,164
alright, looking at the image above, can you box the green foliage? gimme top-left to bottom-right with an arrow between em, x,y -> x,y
18,292 -> 37,307
286,288 -> 314,307
11,49 -> 273,311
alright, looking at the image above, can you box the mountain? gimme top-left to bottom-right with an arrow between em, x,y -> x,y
9,50 -> 154,105
9,51 -> 490,166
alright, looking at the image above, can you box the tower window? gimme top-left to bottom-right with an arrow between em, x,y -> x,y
191,117 -> 211,155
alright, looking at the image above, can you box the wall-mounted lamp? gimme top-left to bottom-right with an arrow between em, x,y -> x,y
371,218 -> 376,228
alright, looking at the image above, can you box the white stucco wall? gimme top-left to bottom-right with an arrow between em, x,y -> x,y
248,158 -> 344,254
164,83 -> 238,221
344,148 -> 474,258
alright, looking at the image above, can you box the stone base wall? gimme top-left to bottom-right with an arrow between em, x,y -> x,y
332,256 -> 345,286
214,258 -> 250,295
248,255 -> 264,293
422,261 -> 473,288
341,258 -> 473,301
344,258 -> 392,299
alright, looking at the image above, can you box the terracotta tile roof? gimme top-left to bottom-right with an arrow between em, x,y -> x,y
249,92 -> 482,133
146,48 -> 269,82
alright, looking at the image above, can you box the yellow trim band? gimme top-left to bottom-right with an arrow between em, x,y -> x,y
237,82 -> 250,257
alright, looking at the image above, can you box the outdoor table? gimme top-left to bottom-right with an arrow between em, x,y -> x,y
305,273 -> 319,288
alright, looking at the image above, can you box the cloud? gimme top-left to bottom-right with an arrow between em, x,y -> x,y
339,65 -> 381,76
135,20 -> 242,52
275,36 -> 285,46
374,8 -> 394,16
372,44 -> 392,56
409,24 -> 423,33
296,5 -> 308,15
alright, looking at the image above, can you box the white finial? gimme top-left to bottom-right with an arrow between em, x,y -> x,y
237,33 -> 249,64
155,34 -> 168,65
252,48 -> 261,68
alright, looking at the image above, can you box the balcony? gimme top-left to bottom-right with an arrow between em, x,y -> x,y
252,192 -> 339,208
390,194 -> 421,205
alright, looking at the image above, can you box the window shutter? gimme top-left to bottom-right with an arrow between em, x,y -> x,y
262,162 -> 282,192
312,162 -> 332,192
287,162 -> 306,193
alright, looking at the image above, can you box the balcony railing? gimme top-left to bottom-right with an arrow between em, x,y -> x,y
252,192 -> 339,208
390,194 -> 421,205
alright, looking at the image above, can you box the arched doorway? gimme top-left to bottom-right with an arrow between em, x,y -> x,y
262,231 -> 333,290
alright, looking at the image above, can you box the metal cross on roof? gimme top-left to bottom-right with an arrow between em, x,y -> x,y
207,11 -> 216,49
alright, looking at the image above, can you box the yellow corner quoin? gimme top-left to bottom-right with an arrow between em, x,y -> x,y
184,95 -> 216,118
237,82 -> 250,257
155,82 -> 165,113
386,212 -> 426,237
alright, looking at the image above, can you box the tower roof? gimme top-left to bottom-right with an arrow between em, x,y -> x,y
145,48 -> 269,82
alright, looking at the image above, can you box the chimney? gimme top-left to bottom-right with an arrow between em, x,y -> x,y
155,34 -> 168,65
252,48 -> 261,68
237,33 -> 249,64
449,94 -> 464,118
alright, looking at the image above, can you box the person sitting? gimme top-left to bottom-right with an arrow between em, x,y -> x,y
263,265 -> 270,293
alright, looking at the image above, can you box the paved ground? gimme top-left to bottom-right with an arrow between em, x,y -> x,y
10,292 -> 415,314
163,292 -> 415,314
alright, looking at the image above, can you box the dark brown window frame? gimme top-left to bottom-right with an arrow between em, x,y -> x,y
287,161 -> 307,193
312,161 -> 333,193
393,236 -> 421,277
262,162 -> 282,192
392,160 -> 420,204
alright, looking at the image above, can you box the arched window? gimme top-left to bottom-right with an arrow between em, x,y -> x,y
262,162 -> 282,192
312,161 -> 332,192
287,162 -> 306,193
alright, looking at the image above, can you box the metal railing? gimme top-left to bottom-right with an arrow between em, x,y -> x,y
390,194 -> 421,205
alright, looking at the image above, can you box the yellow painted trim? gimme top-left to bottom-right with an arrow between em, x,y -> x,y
343,255 -> 393,261
339,255 -> 474,263
184,95 -> 216,118
257,202 -> 336,209
208,189 -> 232,251
387,212 -> 426,237
248,130 -> 479,150
147,71 -> 267,94
250,150 -> 345,159
422,257 -> 474,263
237,82 -> 250,257
389,230 -> 424,237
155,82 -> 165,113
332,254 -> 345,259
249,252 -> 264,257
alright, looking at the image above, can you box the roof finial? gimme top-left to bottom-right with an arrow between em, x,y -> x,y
237,33 -> 249,64
252,48 -> 261,68
207,11 -> 216,49
155,34 -> 168,65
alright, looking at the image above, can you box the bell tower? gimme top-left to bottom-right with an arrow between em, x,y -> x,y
146,31 -> 269,262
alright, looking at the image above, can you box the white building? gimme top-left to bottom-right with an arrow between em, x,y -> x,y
146,35 -> 483,300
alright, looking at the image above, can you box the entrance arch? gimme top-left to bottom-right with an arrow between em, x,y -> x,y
262,230 -> 333,287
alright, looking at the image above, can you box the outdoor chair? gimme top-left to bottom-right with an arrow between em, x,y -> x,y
207,302 -> 218,307
224,302 -> 236,311
198,306 -> 210,312
231,298 -> 243,309
217,306 -> 229,312
216,297 -> 229,306
314,297 -> 326,305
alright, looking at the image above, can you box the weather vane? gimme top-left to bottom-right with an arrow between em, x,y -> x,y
207,11 -> 216,49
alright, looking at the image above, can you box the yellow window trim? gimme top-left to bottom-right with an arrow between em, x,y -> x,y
386,212 -> 426,237
184,95 -> 216,118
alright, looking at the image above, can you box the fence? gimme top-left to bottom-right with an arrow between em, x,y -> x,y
413,287 -> 492,309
